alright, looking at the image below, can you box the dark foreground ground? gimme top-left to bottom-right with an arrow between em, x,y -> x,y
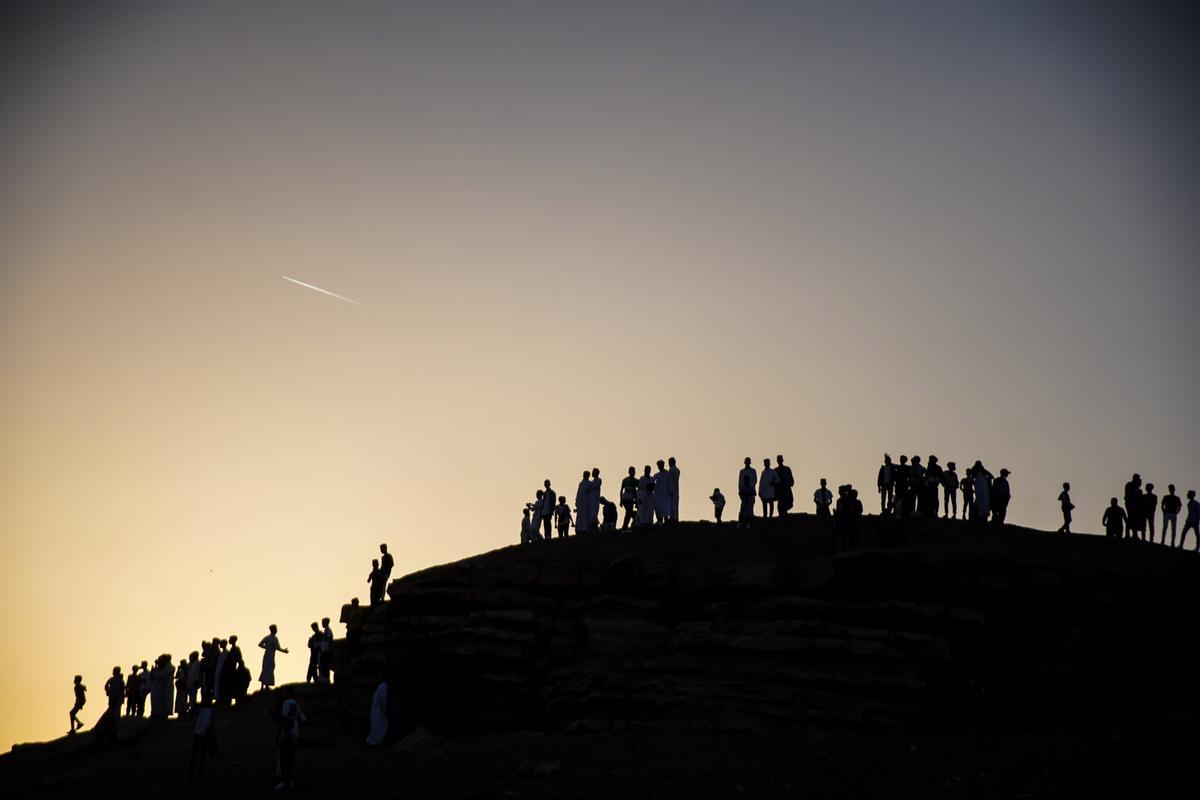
2,683 -> 1196,799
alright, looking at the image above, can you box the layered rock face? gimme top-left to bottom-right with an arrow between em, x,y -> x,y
335,518 -> 1200,737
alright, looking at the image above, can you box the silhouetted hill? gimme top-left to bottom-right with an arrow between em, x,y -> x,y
4,515 -> 1199,798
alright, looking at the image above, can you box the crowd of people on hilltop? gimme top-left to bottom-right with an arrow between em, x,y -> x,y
1101,474 -> 1200,550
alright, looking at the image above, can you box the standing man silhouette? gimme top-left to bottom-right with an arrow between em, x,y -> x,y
1124,473 -> 1143,539
1181,490 -> 1200,551
1162,485 -> 1182,546
1142,483 -> 1158,543
813,478 -> 833,518
738,458 -> 757,529
942,461 -> 959,519
305,622 -> 321,683
654,460 -> 673,524
668,457 -> 681,522
575,471 -> 592,534
759,458 -> 778,518
775,455 -> 795,516
319,618 -> 334,685
620,467 -> 638,530
1057,482 -> 1074,533
877,454 -> 894,515
378,544 -> 394,597
69,675 -> 87,734
540,480 -> 556,539
258,624 -> 288,692
636,466 -> 655,527
588,468 -> 603,530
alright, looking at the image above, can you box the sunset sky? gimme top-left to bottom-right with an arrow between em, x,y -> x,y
2,1 -> 1197,750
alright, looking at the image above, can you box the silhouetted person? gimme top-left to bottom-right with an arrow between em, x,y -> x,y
620,467 -> 638,529
1143,483 -> 1158,542
124,665 -> 139,717
69,675 -> 86,734
1057,482 -> 1074,533
1182,490 -> 1200,551
1162,485 -> 1182,546
959,468 -> 974,520
710,488 -> 725,523
1103,498 -> 1127,539
738,458 -> 757,529
654,460 -> 673,523
319,617 -> 334,684
274,688 -> 306,790
175,659 -> 188,716
227,635 -> 247,705
305,622 -> 321,683
186,651 -> 201,709
212,641 -> 229,704
258,624 -> 288,691
152,654 -> 174,719
991,469 -> 1012,526
668,457 -> 681,521
924,456 -> 943,517
520,505 -> 534,544
759,458 -> 778,518
200,642 -> 216,703
575,470 -> 592,533
588,468 -> 603,530
636,465 -> 655,527
542,482 -> 559,537
345,598 -> 363,659
813,478 -> 832,518
379,543 -> 394,589
367,559 -> 384,606
101,667 -> 124,745
942,461 -> 959,519
775,455 -> 795,516
1124,473 -> 1143,539
911,456 -> 927,516
366,676 -> 389,746
877,454 -> 894,514
555,496 -> 573,538
972,461 -> 993,522
189,697 -> 216,783
601,496 -> 618,531
894,455 -> 913,518
137,659 -> 151,716
833,485 -> 863,551
540,480 -> 557,538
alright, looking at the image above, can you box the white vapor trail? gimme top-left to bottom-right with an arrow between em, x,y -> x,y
281,275 -> 371,308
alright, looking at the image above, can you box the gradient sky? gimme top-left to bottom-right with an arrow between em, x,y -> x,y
2,0 -> 1197,750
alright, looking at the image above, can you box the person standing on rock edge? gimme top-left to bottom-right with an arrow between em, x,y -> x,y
813,478 -> 833,518
1123,473 -> 1143,539
1181,490 -> 1200,551
102,666 -> 124,736
1142,483 -> 1158,543
1161,485 -> 1182,546
620,467 -> 638,530
305,622 -> 320,683
588,468 -> 603,530
540,480 -> 557,539
960,467 -> 975,520
1103,498 -> 1127,540
668,457 -> 681,522
942,461 -> 959,520
367,559 -> 383,605
759,458 -> 778,518
319,617 -> 334,684
775,455 -> 795,516
654,460 -> 673,524
636,465 -> 655,527
924,456 -> 944,518
1057,482 -> 1074,533
555,495 -> 574,538
575,470 -> 592,534
258,624 -> 288,692
991,469 -> 1012,526
379,543 -> 394,592
877,454 -> 894,515
710,488 -> 726,523
971,461 -> 992,522
737,457 -> 757,529
69,675 -> 86,734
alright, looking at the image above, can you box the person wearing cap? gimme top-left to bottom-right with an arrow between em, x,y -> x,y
991,469 -> 1012,526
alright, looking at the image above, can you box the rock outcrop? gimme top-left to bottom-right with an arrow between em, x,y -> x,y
333,516 -> 1200,737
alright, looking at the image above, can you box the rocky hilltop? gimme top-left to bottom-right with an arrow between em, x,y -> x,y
4,514 -> 1199,799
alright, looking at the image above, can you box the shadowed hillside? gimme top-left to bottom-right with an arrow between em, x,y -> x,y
4,515 -> 1199,799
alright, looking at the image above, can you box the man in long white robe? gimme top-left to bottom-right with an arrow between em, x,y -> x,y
575,472 -> 592,533
972,461 -> 992,522
654,460 -> 673,523
588,468 -> 602,530
668,458 -> 681,521
637,466 -> 655,526
366,680 -> 388,746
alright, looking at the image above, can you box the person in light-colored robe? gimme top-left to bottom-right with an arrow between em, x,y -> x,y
637,466 -> 655,526
668,458 -> 681,521
366,680 -> 389,746
972,461 -> 992,522
575,471 -> 592,533
654,460 -> 673,523
258,625 -> 288,690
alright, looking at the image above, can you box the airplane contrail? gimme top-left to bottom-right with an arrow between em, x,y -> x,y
281,275 -> 371,308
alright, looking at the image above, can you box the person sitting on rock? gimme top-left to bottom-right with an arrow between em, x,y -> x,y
1103,497 -> 1127,540
710,488 -> 726,523
554,496 -> 574,538
600,496 -> 618,531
